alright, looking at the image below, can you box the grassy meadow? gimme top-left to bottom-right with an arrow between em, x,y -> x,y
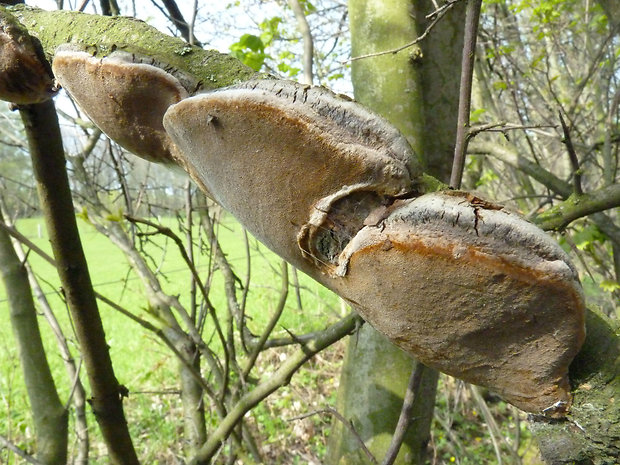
0,215 -> 543,464
0,215 -> 345,463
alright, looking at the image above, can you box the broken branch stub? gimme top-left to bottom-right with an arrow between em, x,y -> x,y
0,9 -> 55,104
51,47 -> 189,166
163,80 -> 585,415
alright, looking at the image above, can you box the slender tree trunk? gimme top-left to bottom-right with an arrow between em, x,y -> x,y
0,210 -> 68,465
19,100 -> 140,465
328,0 -> 465,463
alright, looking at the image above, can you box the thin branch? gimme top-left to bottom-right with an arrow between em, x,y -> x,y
533,183 -> 620,231
288,407 -> 378,465
348,0 -> 462,63
0,435 -> 43,465
450,0 -> 483,189
558,111 -> 583,195
150,0 -> 202,46
468,121 -> 557,139
288,0 -> 314,85
242,260 -> 288,379
19,99 -> 139,465
189,312 -> 363,465
381,363 -> 426,465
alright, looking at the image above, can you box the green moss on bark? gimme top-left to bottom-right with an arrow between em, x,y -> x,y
4,5 -> 258,91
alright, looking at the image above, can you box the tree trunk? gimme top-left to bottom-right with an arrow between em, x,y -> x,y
19,100 -> 140,465
0,210 -> 68,465
328,0 -> 464,463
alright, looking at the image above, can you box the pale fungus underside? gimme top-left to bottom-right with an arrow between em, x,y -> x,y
0,9 -> 586,416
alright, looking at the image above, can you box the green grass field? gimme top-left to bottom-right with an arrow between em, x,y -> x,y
0,215 -> 344,463
0,215 -> 544,464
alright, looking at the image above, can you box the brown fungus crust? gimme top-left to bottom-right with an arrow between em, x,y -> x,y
0,12 -> 55,104
52,48 -> 187,165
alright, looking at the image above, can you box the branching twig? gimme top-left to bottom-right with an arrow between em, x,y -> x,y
468,121 -> 557,140
0,435 -> 43,465
288,407 -> 379,465
242,260 -> 289,379
189,312 -> 363,465
348,0 -> 462,62
558,111 -> 583,195
381,363 -> 426,465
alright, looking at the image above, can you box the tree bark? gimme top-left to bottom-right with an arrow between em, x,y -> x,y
328,0 -> 465,463
19,99 -> 139,465
0,210 -> 68,465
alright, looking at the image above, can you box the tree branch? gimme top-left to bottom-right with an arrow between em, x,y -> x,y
288,0 -> 314,85
18,99 -> 139,465
558,111 -> 583,195
450,0 -> 483,189
189,312 -> 363,465
381,363 -> 426,465
348,0 -> 462,62
533,183 -> 620,231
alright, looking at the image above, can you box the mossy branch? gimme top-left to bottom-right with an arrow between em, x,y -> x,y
1,4 -> 257,91
533,183 -> 620,231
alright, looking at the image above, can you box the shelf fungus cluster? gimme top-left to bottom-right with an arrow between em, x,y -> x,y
1,38 -> 586,416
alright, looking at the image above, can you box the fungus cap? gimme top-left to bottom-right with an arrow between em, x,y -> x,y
335,191 -> 586,415
52,48 -> 187,165
163,79 -> 420,274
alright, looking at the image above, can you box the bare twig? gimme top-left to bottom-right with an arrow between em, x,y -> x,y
189,312 -> 363,465
150,0 -> 202,46
242,260 -> 288,379
348,0 -> 462,63
468,121 -> 557,140
0,435 -> 43,465
288,0 -> 314,85
381,363 -> 426,465
450,0 -> 483,189
558,111 -> 583,195
288,407 -> 379,465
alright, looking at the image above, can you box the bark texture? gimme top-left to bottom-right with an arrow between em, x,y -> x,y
0,211 -> 68,464
20,100 -> 139,465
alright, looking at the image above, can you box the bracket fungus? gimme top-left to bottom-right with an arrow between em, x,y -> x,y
0,10 -> 55,104
51,47 -> 190,166
163,80 -> 585,416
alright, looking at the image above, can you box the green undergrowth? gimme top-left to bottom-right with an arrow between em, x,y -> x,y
0,215 -> 541,464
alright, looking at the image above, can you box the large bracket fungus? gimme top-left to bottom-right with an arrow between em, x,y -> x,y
0,15 -> 586,416
162,81 -> 585,416
51,47 -> 190,166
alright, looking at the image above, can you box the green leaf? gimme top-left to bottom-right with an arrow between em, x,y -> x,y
599,280 -> 620,293
230,34 -> 267,71
470,108 -> 487,123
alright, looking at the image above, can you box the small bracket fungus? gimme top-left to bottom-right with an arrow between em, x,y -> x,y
163,80 -> 586,416
51,47 -> 189,165
0,10 -> 55,104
